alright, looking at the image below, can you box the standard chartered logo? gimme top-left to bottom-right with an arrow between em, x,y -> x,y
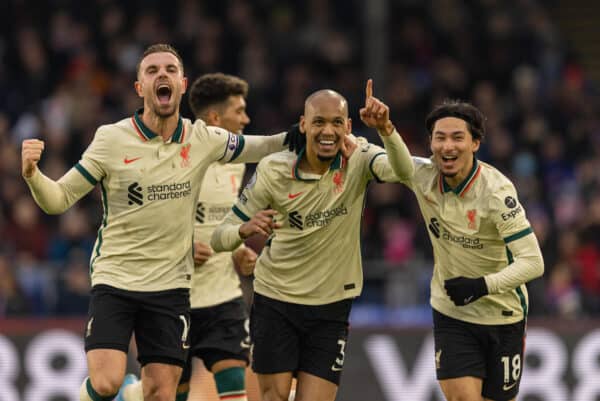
289,205 -> 348,230
128,183 -> 143,206
427,217 -> 483,249
127,181 -> 192,206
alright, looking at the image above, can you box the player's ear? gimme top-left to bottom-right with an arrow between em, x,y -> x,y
182,77 -> 188,94
299,116 -> 307,134
472,137 -> 481,153
205,110 -> 220,126
134,81 -> 143,98
347,118 -> 352,134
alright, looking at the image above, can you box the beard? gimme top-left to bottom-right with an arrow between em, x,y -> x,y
149,97 -> 178,118
317,153 -> 336,162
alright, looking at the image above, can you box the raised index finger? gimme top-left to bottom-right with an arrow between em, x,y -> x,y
366,79 -> 373,99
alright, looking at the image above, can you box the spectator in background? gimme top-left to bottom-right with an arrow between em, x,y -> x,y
0,253 -> 31,317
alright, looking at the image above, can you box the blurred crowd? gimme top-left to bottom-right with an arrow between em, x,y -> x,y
1,0 -> 599,321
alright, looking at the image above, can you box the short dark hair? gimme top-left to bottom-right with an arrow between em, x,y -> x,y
425,100 -> 486,140
136,43 -> 184,77
188,73 -> 249,118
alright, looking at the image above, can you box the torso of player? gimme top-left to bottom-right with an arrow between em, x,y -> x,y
406,157 -> 530,324
83,115 -> 238,292
190,162 -> 245,307
249,151 -> 370,305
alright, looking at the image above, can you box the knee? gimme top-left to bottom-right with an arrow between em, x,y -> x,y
88,374 -> 122,396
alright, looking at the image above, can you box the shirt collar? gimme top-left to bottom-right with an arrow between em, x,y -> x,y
439,157 -> 482,197
291,147 -> 345,181
131,108 -> 185,143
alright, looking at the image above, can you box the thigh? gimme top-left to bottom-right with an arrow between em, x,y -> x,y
298,299 -> 352,385
295,371 -> 338,401
135,288 -> 191,367
85,285 -> 136,353
482,320 -> 526,401
191,298 -> 250,370
433,309 -> 486,380
439,376 -> 483,401
251,293 -> 299,374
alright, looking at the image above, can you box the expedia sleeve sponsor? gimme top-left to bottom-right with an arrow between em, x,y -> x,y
146,181 -> 192,201
490,184 -> 531,238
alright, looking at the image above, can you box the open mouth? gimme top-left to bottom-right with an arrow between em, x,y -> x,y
156,84 -> 172,105
317,137 -> 337,152
440,155 -> 458,168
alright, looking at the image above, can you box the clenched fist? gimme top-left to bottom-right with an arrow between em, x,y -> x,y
232,247 -> 258,276
22,139 -> 45,178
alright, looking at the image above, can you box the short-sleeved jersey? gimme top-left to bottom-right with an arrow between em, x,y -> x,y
191,162 -> 245,307
402,157 -> 533,325
75,110 -> 246,292
230,141 -> 400,305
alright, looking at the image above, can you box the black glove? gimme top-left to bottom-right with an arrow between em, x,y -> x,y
444,276 -> 488,306
283,123 -> 305,154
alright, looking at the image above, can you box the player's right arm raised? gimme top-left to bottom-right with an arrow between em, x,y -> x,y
21,139 -> 95,214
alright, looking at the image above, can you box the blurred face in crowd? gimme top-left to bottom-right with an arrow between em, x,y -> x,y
430,116 -> 480,187
300,91 -> 351,162
210,95 -> 250,134
135,52 -> 187,118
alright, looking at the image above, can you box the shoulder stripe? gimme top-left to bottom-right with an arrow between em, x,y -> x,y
232,205 -> 251,222
75,163 -> 98,185
504,227 -> 533,244
369,152 -> 387,183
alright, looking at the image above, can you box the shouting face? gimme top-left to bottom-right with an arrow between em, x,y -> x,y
135,51 -> 187,118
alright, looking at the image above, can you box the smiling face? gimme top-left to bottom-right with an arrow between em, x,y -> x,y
430,116 -> 480,188
135,51 -> 187,118
300,91 -> 351,163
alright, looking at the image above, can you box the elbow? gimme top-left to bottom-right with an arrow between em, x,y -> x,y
533,255 -> 545,279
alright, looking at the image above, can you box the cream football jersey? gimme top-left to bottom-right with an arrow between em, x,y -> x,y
190,162 -> 245,307
402,157 -> 534,325
75,110 -> 255,292
224,141 -> 405,305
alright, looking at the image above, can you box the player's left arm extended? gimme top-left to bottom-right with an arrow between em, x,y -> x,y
222,129 -> 302,164
484,233 -> 545,294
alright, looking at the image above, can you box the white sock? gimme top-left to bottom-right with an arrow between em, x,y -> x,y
123,380 -> 144,401
79,377 -> 93,401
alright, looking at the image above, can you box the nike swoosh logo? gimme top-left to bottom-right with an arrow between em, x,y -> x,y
288,192 -> 303,199
463,296 -> 474,304
124,156 -> 142,164
503,382 -> 517,391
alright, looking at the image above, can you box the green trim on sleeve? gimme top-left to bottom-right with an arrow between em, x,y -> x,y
369,152 -> 387,183
230,135 -> 246,161
232,205 -> 251,222
504,227 -> 533,244
75,163 -> 98,185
